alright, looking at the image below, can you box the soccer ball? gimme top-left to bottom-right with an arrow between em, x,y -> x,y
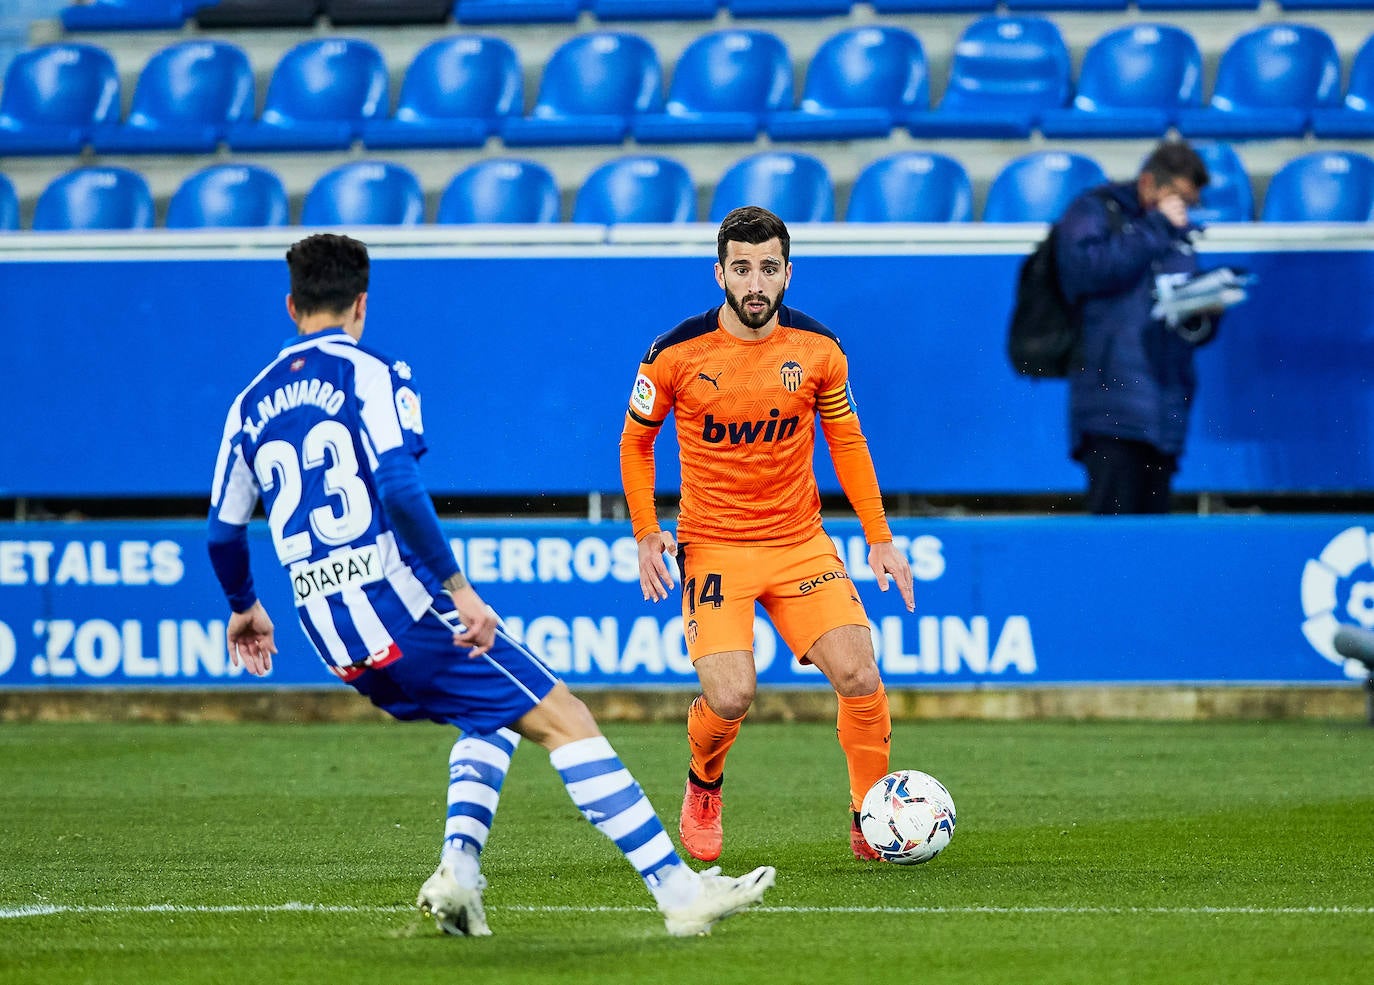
858,769 -> 956,865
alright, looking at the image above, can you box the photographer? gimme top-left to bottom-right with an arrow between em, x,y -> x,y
1057,140 -> 1224,514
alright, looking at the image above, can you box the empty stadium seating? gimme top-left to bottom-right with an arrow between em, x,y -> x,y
321,0 -> 452,24
1311,32 -> 1374,137
165,163 -> 290,227
32,166 -> 154,230
0,42 -> 120,155
360,35 -> 521,150
845,152 -> 973,222
767,25 -> 928,141
91,40 -> 254,153
572,155 -> 696,223
982,150 -> 1107,222
453,0 -> 579,24
1261,150 -> 1374,221
225,37 -> 389,151
1038,24 -> 1203,138
195,0 -> 321,28
501,32 -> 663,146
1190,141 -> 1255,222
436,157 -> 561,223
60,0 -> 193,31
1175,24 -> 1342,138
301,160 -> 425,225
0,173 -> 17,230
632,29 -> 792,143
907,15 -> 1070,138
709,151 -> 834,223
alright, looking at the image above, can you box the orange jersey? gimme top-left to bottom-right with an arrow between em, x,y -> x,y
620,305 -> 892,546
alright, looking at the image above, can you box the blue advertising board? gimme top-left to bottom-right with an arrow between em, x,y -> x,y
2,236 -> 1372,498
0,517 -> 1366,689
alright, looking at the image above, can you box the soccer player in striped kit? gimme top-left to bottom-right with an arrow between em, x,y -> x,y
620,207 -> 916,863
208,233 -> 773,937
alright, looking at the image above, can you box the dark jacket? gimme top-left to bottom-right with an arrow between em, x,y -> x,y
1056,181 -> 1218,459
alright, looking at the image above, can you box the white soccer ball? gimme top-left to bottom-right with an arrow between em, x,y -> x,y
858,769 -> 957,865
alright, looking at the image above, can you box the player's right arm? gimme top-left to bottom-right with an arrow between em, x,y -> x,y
207,400 -> 278,675
619,355 -> 677,602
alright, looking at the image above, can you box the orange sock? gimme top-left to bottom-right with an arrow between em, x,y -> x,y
686,695 -> 744,785
836,683 -> 892,811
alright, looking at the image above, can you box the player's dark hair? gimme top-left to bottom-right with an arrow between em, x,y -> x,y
286,233 -> 370,317
1141,140 -> 1210,190
717,206 -> 790,265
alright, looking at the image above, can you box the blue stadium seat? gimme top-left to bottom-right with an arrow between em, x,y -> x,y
1175,24 -> 1341,139
870,0 -> 994,10
845,152 -> 972,222
501,32 -> 663,146
573,155 -> 695,223
0,174 -> 17,231
1039,24 -> 1202,138
906,15 -> 1070,138
226,38 -> 389,151
591,0 -> 718,19
1261,151 -> 1374,222
709,152 -> 834,224
166,164 -> 289,228
361,36 -> 520,150
32,166 -> 153,231
1004,0 -> 1124,9
725,0 -> 851,16
767,26 -> 928,141
302,161 -> 425,226
632,30 -> 791,144
1190,142 -> 1254,223
1278,0 -> 1374,8
454,0 -> 580,24
1312,33 -> 1374,138
60,0 -> 188,31
436,158 -> 561,223
1135,0 -> 1258,9
322,0 -> 452,23
0,43 -> 120,155
982,151 -> 1107,222
90,40 -> 253,154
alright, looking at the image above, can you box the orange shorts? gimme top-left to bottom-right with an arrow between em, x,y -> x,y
676,529 -> 869,663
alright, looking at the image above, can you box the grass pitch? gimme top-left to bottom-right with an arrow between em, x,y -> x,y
1,715 -> 1371,985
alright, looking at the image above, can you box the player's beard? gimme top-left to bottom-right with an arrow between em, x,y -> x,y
725,285 -> 785,330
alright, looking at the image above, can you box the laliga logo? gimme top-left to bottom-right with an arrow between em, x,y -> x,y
1300,526 -> 1374,678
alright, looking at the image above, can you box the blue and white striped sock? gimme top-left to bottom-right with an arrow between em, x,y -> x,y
549,735 -> 693,904
442,728 -> 520,869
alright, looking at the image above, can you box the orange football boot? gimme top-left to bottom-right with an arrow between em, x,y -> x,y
679,777 -> 724,862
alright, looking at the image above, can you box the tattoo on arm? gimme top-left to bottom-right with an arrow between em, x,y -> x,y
443,571 -> 469,594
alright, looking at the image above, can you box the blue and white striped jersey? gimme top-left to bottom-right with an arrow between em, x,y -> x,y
209,327 -> 447,670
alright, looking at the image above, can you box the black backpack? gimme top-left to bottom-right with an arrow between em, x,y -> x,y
1006,191 -> 1121,379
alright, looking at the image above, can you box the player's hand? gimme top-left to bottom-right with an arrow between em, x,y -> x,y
868,541 -> 915,613
637,531 -> 678,602
449,584 -> 498,657
227,601 -> 277,676
1157,193 -> 1191,229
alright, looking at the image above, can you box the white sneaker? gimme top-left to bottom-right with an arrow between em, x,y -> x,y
416,862 -> 492,937
661,865 -> 776,937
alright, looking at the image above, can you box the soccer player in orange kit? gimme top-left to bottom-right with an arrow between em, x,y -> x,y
619,206 -> 916,862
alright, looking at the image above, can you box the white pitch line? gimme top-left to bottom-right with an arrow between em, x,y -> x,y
2,903 -> 1372,920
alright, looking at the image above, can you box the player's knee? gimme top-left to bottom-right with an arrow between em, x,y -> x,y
704,684 -> 754,721
521,683 -> 602,749
831,660 -> 882,698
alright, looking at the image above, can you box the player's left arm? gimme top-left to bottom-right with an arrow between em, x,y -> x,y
362,362 -> 497,655
817,358 -> 915,612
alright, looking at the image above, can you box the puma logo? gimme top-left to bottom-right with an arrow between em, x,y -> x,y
697,371 -> 721,389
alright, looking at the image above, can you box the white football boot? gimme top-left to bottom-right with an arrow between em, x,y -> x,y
416,861 -> 491,937
661,865 -> 776,937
